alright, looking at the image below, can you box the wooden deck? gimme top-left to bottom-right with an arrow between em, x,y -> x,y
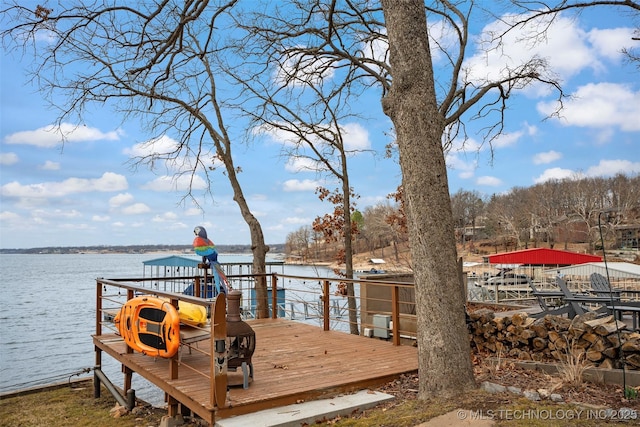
93,318 -> 418,425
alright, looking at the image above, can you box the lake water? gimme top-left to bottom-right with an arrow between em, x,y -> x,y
0,253 -> 333,406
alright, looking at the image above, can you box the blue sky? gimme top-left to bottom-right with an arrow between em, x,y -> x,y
1,4 -> 639,249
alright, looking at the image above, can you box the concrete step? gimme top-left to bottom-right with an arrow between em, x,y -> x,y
215,389 -> 394,427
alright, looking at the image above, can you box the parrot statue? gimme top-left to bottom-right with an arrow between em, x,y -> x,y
193,226 -> 229,295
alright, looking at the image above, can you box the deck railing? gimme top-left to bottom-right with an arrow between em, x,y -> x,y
95,277 -> 226,409
93,272 -> 418,413
266,273 -> 418,345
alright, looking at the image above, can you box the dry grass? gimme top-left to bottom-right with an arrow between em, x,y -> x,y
0,381 -> 167,427
554,338 -> 593,390
2,364 -> 639,427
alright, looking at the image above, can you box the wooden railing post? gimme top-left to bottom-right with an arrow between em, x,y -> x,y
391,285 -> 400,346
271,275 -> 278,319
210,299 -> 215,409
323,280 -> 330,331
94,279 -> 103,399
194,275 -> 201,298
211,294 -> 227,409
96,279 -> 103,336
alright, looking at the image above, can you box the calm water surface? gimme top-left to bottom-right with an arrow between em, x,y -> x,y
0,253 -> 331,406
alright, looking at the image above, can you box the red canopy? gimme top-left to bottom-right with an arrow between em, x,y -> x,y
485,248 -> 601,266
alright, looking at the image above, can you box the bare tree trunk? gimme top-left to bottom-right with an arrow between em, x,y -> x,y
226,165 -> 269,318
341,161 -> 359,335
380,0 -> 475,399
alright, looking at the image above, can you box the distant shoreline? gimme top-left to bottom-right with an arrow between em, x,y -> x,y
0,243 -> 285,255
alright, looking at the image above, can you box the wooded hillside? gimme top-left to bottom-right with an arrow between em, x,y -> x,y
286,174 -> 640,267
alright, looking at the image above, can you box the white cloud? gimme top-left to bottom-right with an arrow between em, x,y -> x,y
587,27 -> 636,62
0,172 -> 127,199
534,167 -> 578,183
446,153 -> 478,179
359,26 -> 388,66
40,160 -> 60,170
341,123 -> 371,151
124,135 -> 178,158
537,83 -> 640,131
267,223 -> 284,231
283,216 -> 311,225
463,13 -> 628,96
476,176 -> 502,187
4,123 -> 121,147
109,193 -> 134,208
59,223 -> 91,230
533,150 -> 562,165
285,157 -> 320,173
121,203 -> 151,215
34,27 -> 57,44
124,135 -> 219,174
586,159 -> 640,177
492,131 -> 523,149
282,179 -> 319,192
0,211 -> 21,222
184,207 -> 204,216
141,174 -> 208,192
92,215 -> 110,222
275,48 -> 335,87
152,212 -> 179,222
449,137 -> 482,154
525,123 -> 538,136
255,123 -> 298,146
594,128 -> 615,145
0,152 -> 18,165
163,221 -> 189,231
32,208 -> 82,219
256,121 -> 371,152
531,161 -> 632,184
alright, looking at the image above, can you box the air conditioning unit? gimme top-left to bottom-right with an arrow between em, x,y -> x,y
372,314 -> 391,339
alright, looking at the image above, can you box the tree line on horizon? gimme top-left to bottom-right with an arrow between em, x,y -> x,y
286,173 -> 640,262
0,243 -> 287,255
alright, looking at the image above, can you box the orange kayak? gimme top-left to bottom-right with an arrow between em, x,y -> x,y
114,295 -> 180,358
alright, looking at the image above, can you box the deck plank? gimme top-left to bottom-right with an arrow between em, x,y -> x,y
94,318 -> 417,423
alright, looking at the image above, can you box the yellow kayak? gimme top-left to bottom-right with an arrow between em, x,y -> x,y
176,300 -> 208,327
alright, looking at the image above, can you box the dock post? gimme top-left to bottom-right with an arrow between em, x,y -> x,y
93,369 -> 101,398
126,389 -> 136,411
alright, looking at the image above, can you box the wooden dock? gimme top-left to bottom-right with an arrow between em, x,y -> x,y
93,318 -> 418,425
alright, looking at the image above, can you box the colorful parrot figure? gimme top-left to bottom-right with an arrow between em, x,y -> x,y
193,225 -> 218,263
192,226 -> 229,295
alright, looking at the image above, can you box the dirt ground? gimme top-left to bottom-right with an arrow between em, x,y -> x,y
376,357 -> 640,413
2,353 -> 638,427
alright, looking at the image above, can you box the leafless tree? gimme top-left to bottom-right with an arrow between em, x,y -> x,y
285,226 -> 314,262
229,2 -> 388,335
1,1 -> 275,316
362,202 -> 397,255
451,190 -> 485,247
479,174 -> 639,251
529,180 -> 565,248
